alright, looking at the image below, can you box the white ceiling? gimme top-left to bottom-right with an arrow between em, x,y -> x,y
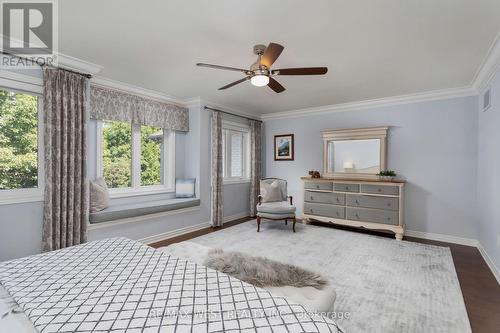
60,0 -> 500,114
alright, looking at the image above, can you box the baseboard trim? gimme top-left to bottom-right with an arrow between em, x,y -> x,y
138,221 -> 211,245
405,230 -> 479,247
477,243 -> 500,285
138,211 -> 250,246
224,211 -> 250,223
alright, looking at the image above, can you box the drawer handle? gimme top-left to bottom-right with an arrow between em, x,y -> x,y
316,185 -> 320,189
387,202 -> 391,207
310,196 -> 314,200
336,211 -> 340,216
355,213 -> 359,219
310,209 -> 314,213
378,188 -> 382,192
336,198 -> 340,203
345,186 -> 349,190
355,199 -> 360,205
387,217 -> 391,221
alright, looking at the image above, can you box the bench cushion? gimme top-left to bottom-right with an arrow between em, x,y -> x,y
89,198 -> 200,224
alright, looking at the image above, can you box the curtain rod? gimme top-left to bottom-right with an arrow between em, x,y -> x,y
204,106 -> 262,122
0,50 -> 92,78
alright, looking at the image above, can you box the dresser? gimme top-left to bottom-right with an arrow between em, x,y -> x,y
301,177 -> 405,240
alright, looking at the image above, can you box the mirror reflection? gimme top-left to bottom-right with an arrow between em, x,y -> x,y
327,139 -> 381,174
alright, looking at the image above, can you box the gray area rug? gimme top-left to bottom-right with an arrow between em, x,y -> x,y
190,220 -> 471,333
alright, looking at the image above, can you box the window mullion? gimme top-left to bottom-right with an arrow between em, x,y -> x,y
131,124 -> 141,188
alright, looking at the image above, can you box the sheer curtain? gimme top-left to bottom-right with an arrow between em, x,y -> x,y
210,111 -> 224,227
249,120 -> 262,217
42,67 -> 89,251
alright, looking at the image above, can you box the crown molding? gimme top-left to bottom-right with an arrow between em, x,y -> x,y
57,53 -> 103,75
91,76 -> 186,106
184,96 -> 202,108
471,32 -> 500,94
261,86 -> 476,120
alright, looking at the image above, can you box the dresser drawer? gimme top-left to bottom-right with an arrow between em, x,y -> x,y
346,194 -> 399,211
305,191 -> 345,205
305,181 -> 333,191
346,207 -> 399,225
361,184 -> 399,196
304,203 -> 345,219
334,183 -> 360,193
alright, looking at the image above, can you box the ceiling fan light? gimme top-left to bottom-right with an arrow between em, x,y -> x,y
251,75 -> 269,87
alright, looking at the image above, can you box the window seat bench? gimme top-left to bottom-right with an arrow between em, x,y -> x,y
89,198 -> 200,224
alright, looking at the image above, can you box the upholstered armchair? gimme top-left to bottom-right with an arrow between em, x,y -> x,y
256,178 -> 296,232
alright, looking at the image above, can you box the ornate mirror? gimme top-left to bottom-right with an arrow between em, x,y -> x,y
322,127 -> 388,179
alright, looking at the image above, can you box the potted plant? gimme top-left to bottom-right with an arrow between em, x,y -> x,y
377,170 -> 397,181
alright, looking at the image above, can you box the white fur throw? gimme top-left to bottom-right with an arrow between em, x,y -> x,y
205,248 -> 327,289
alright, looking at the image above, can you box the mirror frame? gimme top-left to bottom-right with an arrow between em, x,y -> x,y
321,126 -> 389,179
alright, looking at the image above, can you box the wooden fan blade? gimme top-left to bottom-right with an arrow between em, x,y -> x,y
268,77 -> 285,93
272,67 -> 328,75
197,63 -> 249,73
218,76 -> 251,90
260,43 -> 284,68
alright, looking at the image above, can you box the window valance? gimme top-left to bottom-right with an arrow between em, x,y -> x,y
89,84 -> 189,132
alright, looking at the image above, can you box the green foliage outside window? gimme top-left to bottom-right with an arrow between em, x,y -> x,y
102,122 -> 163,188
102,121 -> 132,188
140,126 -> 162,186
0,90 -> 38,190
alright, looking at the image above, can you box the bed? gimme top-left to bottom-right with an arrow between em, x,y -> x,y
0,237 -> 342,332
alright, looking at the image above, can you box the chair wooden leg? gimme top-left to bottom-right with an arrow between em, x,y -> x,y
257,216 -> 261,232
292,217 -> 296,232
285,218 -> 287,225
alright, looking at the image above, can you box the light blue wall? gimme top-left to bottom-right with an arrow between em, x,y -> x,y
264,96 -> 479,239
0,201 -> 43,260
477,68 -> 500,271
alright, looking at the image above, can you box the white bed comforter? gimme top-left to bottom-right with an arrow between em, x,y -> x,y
0,237 -> 342,333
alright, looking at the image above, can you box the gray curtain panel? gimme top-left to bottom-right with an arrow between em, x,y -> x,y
210,111 -> 224,227
89,84 -> 189,132
249,120 -> 263,217
42,68 -> 89,252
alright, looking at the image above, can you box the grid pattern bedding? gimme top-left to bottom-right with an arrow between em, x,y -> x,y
0,238 -> 342,333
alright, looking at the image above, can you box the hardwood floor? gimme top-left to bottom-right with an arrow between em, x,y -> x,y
151,218 -> 500,333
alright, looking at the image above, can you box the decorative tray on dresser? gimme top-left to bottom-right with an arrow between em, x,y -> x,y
301,177 -> 406,240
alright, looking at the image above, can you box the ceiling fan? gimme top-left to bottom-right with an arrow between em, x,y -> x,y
196,43 -> 328,93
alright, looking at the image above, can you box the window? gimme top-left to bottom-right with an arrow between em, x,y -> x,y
0,87 -> 43,202
101,121 -> 132,188
140,125 -> 163,186
222,121 -> 250,183
98,121 -> 175,196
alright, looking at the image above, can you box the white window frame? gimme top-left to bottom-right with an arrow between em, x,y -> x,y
0,72 -> 44,205
96,120 -> 175,198
222,120 -> 250,184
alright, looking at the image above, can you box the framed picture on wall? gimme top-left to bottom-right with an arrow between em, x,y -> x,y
274,134 -> 294,161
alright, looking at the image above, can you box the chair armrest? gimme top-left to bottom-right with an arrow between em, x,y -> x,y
288,196 -> 293,205
258,195 -> 263,205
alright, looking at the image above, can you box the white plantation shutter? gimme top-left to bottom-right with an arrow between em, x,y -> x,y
230,132 -> 243,177
221,121 -> 250,180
